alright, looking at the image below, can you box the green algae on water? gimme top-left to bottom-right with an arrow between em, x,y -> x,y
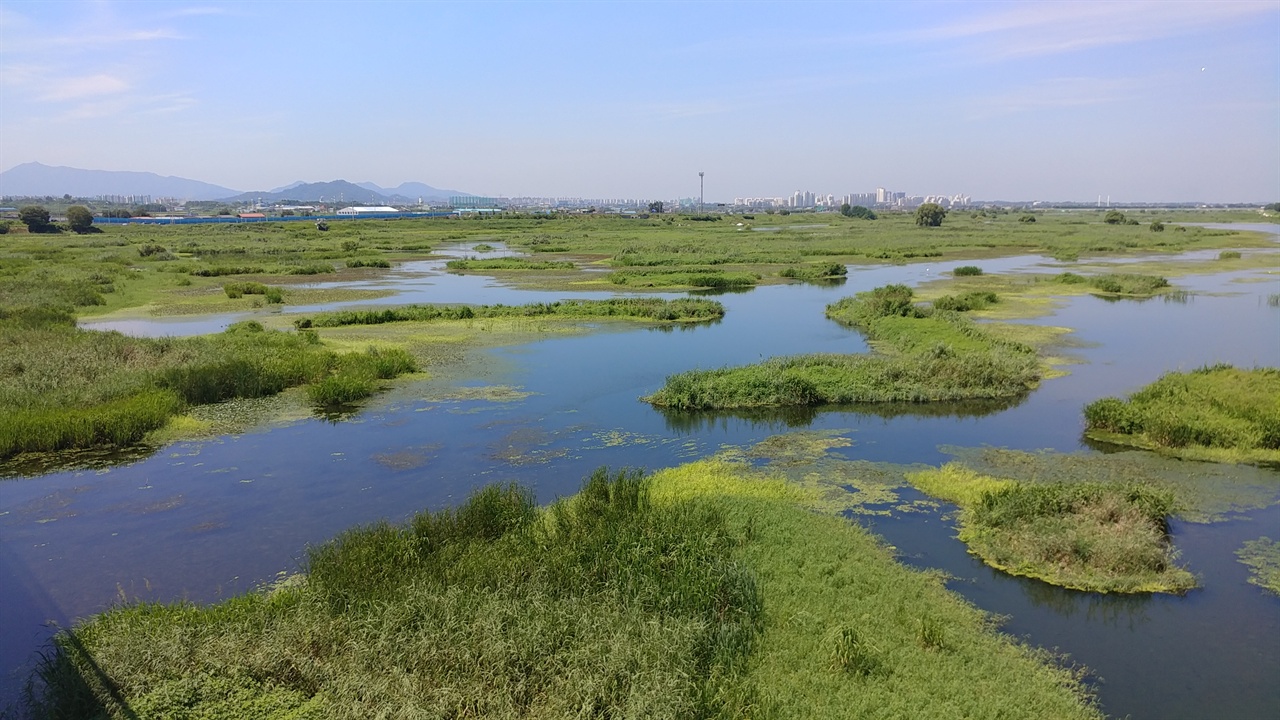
939,445 -> 1280,523
1236,537 -> 1280,595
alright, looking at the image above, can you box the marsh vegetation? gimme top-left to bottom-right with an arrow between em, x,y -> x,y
1,211 -> 1277,717
907,464 -> 1195,593
24,466 -> 1102,720
0,316 -> 417,459
1083,365 -> 1280,464
298,297 -> 725,328
645,285 -> 1042,410
1235,537 -> 1280,595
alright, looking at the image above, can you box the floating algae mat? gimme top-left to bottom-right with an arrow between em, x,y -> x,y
1236,537 -> 1280,595
939,445 -> 1280,523
713,429 -> 935,516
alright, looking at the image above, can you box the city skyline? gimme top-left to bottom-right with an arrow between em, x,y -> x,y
1,1 -> 1277,203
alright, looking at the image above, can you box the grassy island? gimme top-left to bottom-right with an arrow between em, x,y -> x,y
0,314 -> 417,461
24,463 -> 1101,720
644,285 -> 1043,410
1084,365 -> 1280,464
298,297 -> 725,328
908,464 -> 1196,594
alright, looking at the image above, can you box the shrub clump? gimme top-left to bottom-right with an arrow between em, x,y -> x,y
952,265 -> 984,276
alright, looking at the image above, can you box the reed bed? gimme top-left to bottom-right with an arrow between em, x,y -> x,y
1083,365 -> 1280,462
646,285 -> 1040,410
26,470 -> 762,719
777,262 -> 847,281
301,298 -> 725,328
446,258 -> 576,271
907,464 -> 1195,593
606,268 -> 760,289
0,319 -> 416,458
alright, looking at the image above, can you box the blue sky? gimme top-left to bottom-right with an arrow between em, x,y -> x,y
1,1 -> 1276,202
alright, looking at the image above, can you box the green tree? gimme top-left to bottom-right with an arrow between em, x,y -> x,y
915,203 -> 947,227
18,205 -> 51,232
648,201 -> 664,214
65,205 -> 94,233
1103,210 -> 1127,225
1149,221 -> 1165,232
842,204 -> 876,220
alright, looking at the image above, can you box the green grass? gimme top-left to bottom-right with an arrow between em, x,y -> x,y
25,470 -> 762,719
777,262 -> 847,281
645,285 -> 1042,410
906,464 -> 1196,594
1056,272 -> 1170,296
300,297 -> 725,328
23,462 -> 1102,720
345,257 -> 391,268
0,212 -> 1266,318
446,257 -> 576,271
606,268 -> 759,289
0,319 -> 417,459
1235,537 -> 1280,595
1083,365 -> 1280,463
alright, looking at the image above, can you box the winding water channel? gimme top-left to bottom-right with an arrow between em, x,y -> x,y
4,228 -> 1280,717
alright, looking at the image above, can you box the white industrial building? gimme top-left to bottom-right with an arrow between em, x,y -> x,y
335,206 -> 399,216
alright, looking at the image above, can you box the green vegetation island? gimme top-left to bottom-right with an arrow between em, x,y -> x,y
1084,365 -> 1280,465
644,284 -> 1047,410
2,208 -> 1278,716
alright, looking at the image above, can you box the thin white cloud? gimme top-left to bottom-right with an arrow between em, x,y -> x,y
38,73 -> 130,101
898,1 -> 1277,60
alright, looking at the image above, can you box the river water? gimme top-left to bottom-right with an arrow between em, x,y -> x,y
5,233 -> 1280,717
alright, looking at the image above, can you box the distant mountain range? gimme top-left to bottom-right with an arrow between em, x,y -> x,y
0,162 -> 470,203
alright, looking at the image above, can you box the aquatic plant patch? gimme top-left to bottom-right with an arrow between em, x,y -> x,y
938,445 -> 1280,524
301,297 -> 724,328
446,257 -> 576,271
0,320 -> 417,459
906,464 -> 1196,593
778,262 -> 848,281
646,285 -> 1042,410
1235,537 -> 1280,595
606,267 -> 759,289
1084,365 -> 1280,464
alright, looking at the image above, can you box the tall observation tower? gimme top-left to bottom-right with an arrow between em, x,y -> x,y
698,172 -> 705,212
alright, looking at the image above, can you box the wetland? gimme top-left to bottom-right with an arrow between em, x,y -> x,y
1,211 -> 1278,718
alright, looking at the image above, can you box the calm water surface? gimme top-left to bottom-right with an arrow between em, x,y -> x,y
10,236 -> 1280,717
